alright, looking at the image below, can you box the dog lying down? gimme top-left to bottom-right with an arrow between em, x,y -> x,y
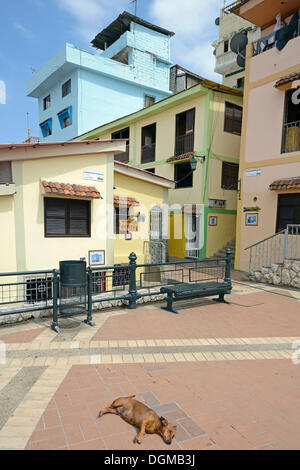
98,395 -> 177,445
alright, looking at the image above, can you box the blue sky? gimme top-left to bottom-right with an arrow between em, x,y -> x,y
0,0 -> 223,143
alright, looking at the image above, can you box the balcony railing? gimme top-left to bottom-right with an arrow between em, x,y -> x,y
141,143 -> 156,163
114,144 -> 129,163
282,121 -> 300,154
175,132 -> 194,157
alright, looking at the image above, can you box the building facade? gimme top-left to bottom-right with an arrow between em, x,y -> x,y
232,0 -> 300,274
27,12 -> 174,143
76,80 -> 243,261
212,0 -> 261,89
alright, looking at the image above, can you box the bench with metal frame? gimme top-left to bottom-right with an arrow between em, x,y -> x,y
160,249 -> 232,314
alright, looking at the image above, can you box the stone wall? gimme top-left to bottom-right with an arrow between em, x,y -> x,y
249,259 -> 300,288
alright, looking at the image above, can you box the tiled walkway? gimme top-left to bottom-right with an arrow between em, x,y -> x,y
0,280 -> 300,450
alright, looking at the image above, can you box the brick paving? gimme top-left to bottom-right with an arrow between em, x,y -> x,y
0,282 -> 299,450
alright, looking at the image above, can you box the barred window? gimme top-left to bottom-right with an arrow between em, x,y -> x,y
224,102 -> 243,135
221,161 -> 239,190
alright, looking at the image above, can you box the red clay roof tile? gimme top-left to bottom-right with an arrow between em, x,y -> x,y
42,180 -> 102,199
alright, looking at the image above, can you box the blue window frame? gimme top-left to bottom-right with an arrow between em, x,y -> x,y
57,106 -> 72,129
40,119 -> 52,137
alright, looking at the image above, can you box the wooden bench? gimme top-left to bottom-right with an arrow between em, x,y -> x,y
160,281 -> 232,314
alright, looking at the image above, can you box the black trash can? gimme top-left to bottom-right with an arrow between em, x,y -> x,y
59,260 -> 87,316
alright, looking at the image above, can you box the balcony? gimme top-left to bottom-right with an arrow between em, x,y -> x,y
141,143 -> 156,163
214,51 -> 240,74
175,133 -> 194,157
254,19 -> 300,56
114,144 -> 129,163
282,121 -> 300,153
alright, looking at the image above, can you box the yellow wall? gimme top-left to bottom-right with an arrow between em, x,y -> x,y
13,152 -> 113,271
168,212 -> 186,258
206,213 -> 236,258
113,172 -> 166,265
0,196 -> 17,272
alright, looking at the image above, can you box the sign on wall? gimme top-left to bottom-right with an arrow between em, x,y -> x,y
83,171 -> 104,182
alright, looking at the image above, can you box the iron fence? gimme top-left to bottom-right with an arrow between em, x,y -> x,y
0,250 -> 232,332
175,133 -> 194,157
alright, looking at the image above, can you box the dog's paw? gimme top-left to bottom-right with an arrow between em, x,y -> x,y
133,437 -> 141,445
97,411 -> 102,418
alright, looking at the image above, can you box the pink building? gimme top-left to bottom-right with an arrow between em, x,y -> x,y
232,0 -> 300,284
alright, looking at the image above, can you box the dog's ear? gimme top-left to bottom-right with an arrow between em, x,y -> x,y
160,416 -> 168,427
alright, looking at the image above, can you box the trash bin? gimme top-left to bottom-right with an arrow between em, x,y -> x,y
59,260 -> 87,316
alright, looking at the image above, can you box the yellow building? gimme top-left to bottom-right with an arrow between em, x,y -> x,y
230,0 -> 300,276
0,140 -> 173,275
76,79 -> 243,262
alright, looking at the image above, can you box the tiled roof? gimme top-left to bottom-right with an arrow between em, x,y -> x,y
269,177 -> 300,191
114,195 -> 140,206
167,152 -> 194,163
42,181 -> 102,199
274,71 -> 300,88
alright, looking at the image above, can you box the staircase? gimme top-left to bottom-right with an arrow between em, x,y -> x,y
204,239 -> 236,267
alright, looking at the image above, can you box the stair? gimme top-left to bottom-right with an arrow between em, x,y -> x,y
206,239 -> 236,267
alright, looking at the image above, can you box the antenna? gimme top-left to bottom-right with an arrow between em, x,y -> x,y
26,112 -> 32,139
130,0 -> 137,16
230,33 -> 248,68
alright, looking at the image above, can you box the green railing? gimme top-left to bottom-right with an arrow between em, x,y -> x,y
0,250 -> 232,332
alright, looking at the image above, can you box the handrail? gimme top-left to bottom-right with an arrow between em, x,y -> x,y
245,229 -> 286,251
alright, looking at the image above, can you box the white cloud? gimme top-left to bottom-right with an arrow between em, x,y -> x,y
149,0 -> 223,81
0,81 -> 6,105
13,22 -> 34,39
56,0 -> 128,42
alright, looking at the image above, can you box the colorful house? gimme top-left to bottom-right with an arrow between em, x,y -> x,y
231,0 -> 300,275
27,12 -> 174,142
0,140 -> 174,278
76,79 -> 243,261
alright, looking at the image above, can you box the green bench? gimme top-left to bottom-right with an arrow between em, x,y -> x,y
160,281 -> 232,314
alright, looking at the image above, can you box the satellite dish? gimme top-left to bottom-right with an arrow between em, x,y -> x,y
237,52 -> 246,68
230,33 -> 248,54
215,17 -> 220,26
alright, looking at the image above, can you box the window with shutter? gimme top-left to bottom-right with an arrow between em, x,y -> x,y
221,161 -> 239,190
44,198 -> 90,237
0,162 -> 12,183
224,102 -> 243,135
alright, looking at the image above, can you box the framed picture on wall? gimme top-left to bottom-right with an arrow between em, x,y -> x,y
245,213 -> 258,226
209,216 -> 218,226
89,250 -> 105,266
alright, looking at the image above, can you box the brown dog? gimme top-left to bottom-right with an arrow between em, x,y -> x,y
98,395 -> 176,445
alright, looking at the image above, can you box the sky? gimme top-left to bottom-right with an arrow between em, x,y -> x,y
0,0 -> 223,143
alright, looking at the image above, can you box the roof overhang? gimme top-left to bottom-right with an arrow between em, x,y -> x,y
269,177 -> 300,191
274,71 -> 300,91
0,140 -> 127,162
91,11 -> 175,50
114,161 -> 175,189
230,0 -> 300,29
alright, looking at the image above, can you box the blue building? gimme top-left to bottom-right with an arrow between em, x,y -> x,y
26,12 -> 174,142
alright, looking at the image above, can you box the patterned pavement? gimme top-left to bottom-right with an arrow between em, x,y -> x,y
0,280 -> 300,450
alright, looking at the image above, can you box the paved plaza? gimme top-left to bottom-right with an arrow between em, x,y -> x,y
0,279 -> 300,450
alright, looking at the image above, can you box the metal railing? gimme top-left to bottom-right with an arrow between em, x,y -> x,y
175,133 -> 194,157
114,144 -> 129,163
0,250 -> 232,331
246,224 -> 300,273
254,19 -> 300,56
282,121 -> 300,153
141,143 -> 156,163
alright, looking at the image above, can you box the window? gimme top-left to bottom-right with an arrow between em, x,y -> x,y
175,162 -> 193,189
282,89 -> 300,153
112,127 -> 130,163
276,194 -> 300,232
237,77 -> 244,89
224,102 -> 243,135
114,205 -> 130,234
43,95 -> 51,110
175,108 -> 195,156
144,95 -> 156,107
57,106 -> 72,129
224,40 -> 229,53
26,276 -> 52,304
112,265 -> 130,287
141,123 -> 156,163
145,168 -> 155,174
44,198 -> 90,237
40,119 -> 52,138
221,161 -> 239,190
62,79 -> 71,98
0,162 -> 12,183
